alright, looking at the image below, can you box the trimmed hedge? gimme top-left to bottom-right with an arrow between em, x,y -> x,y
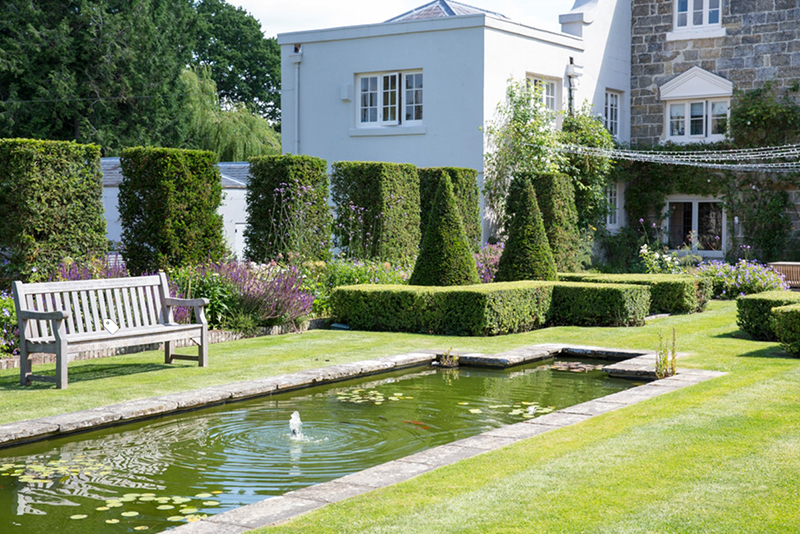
418,167 -> 480,249
245,155 -> 331,261
0,138 -> 107,283
772,304 -> 800,356
531,172 -> 581,272
495,176 -> 557,282
331,161 -> 420,262
736,290 -> 800,341
330,280 -> 649,335
550,282 -> 650,327
558,273 -> 711,314
119,147 -> 225,275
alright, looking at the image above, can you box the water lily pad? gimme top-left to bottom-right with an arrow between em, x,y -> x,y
140,493 -> 156,497
157,505 -> 175,510
121,511 -> 139,517
180,507 -> 198,514
202,501 -> 219,506
107,502 -> 124,508
123,493 -> 141,498
138,496 -> 155,502
134,527 -> 150,531
106,519 -> 120,524
172,497 -> 191,504
194,492 -> 213,498
167,516 -> 185,522
96,506 -> 110,511
211,490 -> 223,494
70,514 -> 88,520
469,408 -> 483,414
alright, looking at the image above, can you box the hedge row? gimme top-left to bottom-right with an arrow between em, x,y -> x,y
330,281 -> 650,336
245,155 -> 331,261
0,139 -> 107,283
557,273 -> 711,314
772,304 -> 800,356
736,290 -> 800,341
119,147 -> 226,275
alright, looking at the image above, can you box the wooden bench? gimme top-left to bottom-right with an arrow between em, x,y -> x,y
768,262 -> 800,290
12,272 -> 209,389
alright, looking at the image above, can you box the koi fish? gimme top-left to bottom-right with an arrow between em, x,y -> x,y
403,420 -> 430,429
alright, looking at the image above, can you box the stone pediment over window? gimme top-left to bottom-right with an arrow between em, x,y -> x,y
659,67 -> 732,101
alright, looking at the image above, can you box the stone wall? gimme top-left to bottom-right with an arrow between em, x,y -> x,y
631,0 -> 800,145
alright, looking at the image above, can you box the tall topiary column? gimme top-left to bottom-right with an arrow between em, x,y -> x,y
418,167 -> 480,250
409,174 -> 480,286
530,172 -> 581,272
495,176 -> 557,282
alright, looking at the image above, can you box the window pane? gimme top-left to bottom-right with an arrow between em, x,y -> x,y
670,104 -> 685,136
711,101 -> 728,135
404,73 -> 423,122
690,102 -> 705,136
606,185 -> 617,226
698,202 -> 722,251
382,74 -> 397,122
360,76 -> 378,123
668,202 -> 693,249
677,0 -> 688,26
605,91 -> 619,137
693,0 -> 703,25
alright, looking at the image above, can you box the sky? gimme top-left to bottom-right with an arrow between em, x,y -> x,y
226,0 -> 578,38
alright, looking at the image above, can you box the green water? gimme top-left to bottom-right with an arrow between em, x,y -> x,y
0,359 -> 634,533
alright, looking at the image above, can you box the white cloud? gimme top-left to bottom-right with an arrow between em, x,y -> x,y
226,0 -> 577,38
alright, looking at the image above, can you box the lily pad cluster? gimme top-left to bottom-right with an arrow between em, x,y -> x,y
0,456 -> 111,485
548,361 -> 604,372
460,401 -> 556,418
336,388 -> 414,405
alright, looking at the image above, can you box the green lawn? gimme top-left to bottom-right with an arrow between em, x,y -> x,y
2,301 -> 798,532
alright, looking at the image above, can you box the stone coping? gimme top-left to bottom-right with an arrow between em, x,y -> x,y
0,344 -> 726,532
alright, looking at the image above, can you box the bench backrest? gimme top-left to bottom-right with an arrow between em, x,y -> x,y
13,274 -> 171,341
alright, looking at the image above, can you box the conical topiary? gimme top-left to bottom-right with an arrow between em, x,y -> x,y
531,172 -> 580,272
495,176 -> 557,282
409,173 -> 480,286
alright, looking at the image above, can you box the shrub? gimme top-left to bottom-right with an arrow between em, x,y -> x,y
331,280 -> 649,334
736,290 -> 800,341
0,139 -> 107,284
475,242 -> 504,283
304,259 -> 411,316
0,291 -> 19,356
419,167 -> 480,250
331,161 -> 420,262
530,172 -> 581,272
772,304 -> 800,356
245,155 -> 332,262
638,244 -> 684,274
550,282 -> 650,327
698,259 -> 789,299
496,176 -> 557,282
557,273 -> 711,314
409,174 -> 480,286
330,282 -> 554,336
119,147 -> 225,275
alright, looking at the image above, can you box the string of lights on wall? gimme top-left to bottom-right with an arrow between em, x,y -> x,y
544,143 -> 800,173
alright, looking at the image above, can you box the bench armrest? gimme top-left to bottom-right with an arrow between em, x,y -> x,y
18,309 -> 71,321
164,297 -> 210,307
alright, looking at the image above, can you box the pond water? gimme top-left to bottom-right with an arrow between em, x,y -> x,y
0,358 -> 635,533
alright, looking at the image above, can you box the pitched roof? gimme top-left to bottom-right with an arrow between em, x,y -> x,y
101,158 -> 250,189
385,0 -> 508,23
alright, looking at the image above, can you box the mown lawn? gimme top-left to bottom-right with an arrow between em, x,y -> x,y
1,301 -> 798,532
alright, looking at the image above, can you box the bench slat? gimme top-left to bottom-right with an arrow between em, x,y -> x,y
128,287 -> 141,328
71,291 -> 85,334
144,285 -> 157,326
18,275 -> 162,293
121,287 -> 133,328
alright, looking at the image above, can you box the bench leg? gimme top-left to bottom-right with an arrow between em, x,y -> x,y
19,346 -> 31,386
198,326 -> 208,367
55,336 -> 68,390
165,340 -> 174,364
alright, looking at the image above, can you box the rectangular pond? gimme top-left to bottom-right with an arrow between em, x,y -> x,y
0,358 -> 636,533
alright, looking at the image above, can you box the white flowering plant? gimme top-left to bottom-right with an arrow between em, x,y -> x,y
638,243 -> 684,274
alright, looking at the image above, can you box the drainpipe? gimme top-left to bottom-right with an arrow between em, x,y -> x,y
290,44 -> 303,154
566,57 -> 583,116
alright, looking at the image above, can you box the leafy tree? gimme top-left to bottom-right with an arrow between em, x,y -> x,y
483,79 -> 563,232
409,174 -> 480,286
559,103 -> 615,229
495,177 -> 557,282
194,0 -> 281,122
0,0 -> 197,154
181,68 -> 280,161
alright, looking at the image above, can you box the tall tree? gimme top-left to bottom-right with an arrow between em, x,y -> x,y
194,0 -> 281,123
0,0 -> 198,154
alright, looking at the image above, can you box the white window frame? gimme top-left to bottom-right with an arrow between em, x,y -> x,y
605,184 -> 619,228
665,98 -> 729,143
604,90 -> 621,138
356,70 -> 423,129
668,0 -> 724,40
664,196 -> 726,258
527,75 -> 560,113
